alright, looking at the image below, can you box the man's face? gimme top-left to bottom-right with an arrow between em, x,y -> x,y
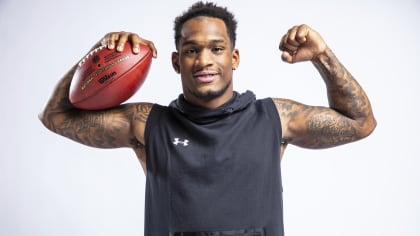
172,16 -> 240,108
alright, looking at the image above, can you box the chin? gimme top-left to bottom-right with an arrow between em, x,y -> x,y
192,82 -> 232,101
191,89 -> 222,101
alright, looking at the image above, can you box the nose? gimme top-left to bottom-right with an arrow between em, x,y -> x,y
195,49 -> 213,69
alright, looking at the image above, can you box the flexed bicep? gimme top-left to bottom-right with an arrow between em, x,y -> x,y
43,104 -> 139,149
291,106 -> 360,148
273,98 -> 363,149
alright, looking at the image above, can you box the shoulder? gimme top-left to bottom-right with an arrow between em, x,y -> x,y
129,102 -> 155,145
269,97 -> 309,143
254,97 -> 281,117
132,102 -> 155,123
270,98 -> 306,119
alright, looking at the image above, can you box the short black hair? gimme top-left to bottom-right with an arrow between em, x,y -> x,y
173,1 -> 238,49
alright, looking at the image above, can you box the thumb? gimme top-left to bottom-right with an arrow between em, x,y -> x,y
281,51 -> 294,63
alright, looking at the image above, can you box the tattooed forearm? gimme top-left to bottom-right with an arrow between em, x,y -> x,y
54,109 -> 131,148
40,49 -> 152,150
312,48 -> 374,122
40,74 -> 136,149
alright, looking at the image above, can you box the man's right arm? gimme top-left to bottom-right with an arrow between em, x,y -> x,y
40,32 -> 157,149
39,63 -> 153,149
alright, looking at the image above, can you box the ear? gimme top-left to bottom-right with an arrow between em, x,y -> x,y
171,51 -> 180,73
232,48 -> 240,70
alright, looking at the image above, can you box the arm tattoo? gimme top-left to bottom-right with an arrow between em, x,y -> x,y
273,98 -> 363,149
274,99 -> 298,119
313,48 -> 373,121
273,49 -> 375,149
305,110 -> 358,148
134,103 -> 152,123
58,109 -> 131,148
130,138 -> 145,149
41,65 -> 153,149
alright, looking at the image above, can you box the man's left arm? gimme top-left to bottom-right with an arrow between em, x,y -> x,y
276,24 -> 376,149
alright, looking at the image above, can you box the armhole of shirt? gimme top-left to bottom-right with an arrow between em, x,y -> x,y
144,104 -> 164,147
260,98 -> 282,142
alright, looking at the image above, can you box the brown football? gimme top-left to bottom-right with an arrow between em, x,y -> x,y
69,43 -> 152,110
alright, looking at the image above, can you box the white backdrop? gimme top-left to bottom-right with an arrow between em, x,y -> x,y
1,0 -> 419,235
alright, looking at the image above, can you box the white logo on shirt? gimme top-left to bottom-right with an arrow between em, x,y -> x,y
173,138 -> 189,146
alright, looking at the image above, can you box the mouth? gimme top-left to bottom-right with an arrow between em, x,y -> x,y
193,71 -> 219,83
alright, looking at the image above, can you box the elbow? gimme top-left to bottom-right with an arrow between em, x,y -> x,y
38,110 -> 53,132
38,110 -> 46,124
358,115 -> 377,139
38,108 -> 59,134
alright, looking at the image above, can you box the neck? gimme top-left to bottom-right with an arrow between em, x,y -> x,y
184,90 -> 234,109
183,80 -> 234,109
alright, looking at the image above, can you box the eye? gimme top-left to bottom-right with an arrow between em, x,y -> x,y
212,47 -> 224,54
183,48 -> 197,55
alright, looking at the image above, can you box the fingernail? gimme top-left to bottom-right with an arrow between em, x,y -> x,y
117,45 -> 123,51
133,47 -> 139,53
108,44 -> 114,49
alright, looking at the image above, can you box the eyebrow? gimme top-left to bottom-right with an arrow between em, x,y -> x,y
181,39 -> 226,47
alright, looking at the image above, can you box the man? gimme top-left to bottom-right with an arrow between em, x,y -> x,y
40,1 -> 376,236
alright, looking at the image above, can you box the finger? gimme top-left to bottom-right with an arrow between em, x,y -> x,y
100,36 -> 108,47
116,32 -> 130,52
127,33 -> 147,55
144,41 -> 158,58
132,36 -> 158,58
127,34 -> 141,54
286,26 -> 301,47
106,33 -> 119,50
279,33 -> 298,54
295,24 -> 309,44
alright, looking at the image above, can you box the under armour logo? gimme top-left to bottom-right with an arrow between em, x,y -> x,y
173,138 -> 189,146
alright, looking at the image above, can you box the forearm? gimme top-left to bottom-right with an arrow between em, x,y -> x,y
39,65 -> 77,133
39,41 -> 102,132
39,65 -> 137,148
312,48 -> 376,136
39,36 -> 155,149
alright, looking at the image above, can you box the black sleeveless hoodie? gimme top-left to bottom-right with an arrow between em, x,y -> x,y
144,91 -> 284,236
